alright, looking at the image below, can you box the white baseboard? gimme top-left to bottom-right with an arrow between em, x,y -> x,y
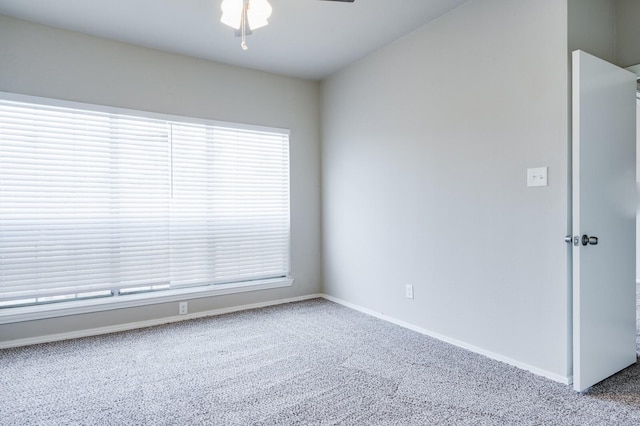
321,294 -> 572,386
0,294 -> 323,349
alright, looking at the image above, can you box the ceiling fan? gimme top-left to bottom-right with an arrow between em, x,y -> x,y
221,0 -> 355,51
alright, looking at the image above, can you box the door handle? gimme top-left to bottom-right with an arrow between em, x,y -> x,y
565,235 -> 581,246
581,234 -> 598,246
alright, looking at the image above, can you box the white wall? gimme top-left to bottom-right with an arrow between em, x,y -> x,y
566,0 -> 640,68
568,0 -> 616,63
614,0 -> 640,279
322,0 -> 570,380
0,15 -> 321,343
615,0 -> 640,67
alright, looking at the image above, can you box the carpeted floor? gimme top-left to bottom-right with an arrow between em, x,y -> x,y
1,298 -> 639,425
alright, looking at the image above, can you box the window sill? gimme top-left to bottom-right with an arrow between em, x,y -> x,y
0,278 -> 294,325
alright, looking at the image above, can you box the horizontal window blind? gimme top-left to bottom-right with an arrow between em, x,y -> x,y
170,122 -> 290,287
0,98 -> 290,306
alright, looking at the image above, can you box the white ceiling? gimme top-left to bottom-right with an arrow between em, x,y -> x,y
0,0 -> 469,80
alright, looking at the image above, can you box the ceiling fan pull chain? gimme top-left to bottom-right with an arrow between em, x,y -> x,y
241,1 -> 248,50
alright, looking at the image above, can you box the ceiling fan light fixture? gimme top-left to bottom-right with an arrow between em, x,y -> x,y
220,0 -> 271,31
220,0 -> 243,29
247,0 -> 272,30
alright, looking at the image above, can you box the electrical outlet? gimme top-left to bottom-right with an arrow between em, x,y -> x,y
179,301 -> 188,315
405,284 -> 414,299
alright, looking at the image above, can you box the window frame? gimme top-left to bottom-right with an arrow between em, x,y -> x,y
0,91 -> 293,325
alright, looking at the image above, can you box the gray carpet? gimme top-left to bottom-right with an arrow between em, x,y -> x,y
1,298 -> 639,425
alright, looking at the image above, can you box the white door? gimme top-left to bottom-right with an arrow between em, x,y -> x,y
572,50 -> 637,392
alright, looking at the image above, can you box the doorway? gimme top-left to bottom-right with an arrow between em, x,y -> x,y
571,51 -> 637,391
636,88 -> 640,357
636,92 -> 640,357
632,62 -> 640,358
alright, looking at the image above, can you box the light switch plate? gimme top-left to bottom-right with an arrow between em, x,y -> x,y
405,284 -> 414,299
527,167 -> 548,187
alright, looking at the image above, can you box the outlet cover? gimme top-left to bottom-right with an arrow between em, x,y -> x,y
179,302 -> 188,315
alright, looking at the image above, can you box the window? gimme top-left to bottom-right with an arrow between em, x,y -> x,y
0,97 -> 290,308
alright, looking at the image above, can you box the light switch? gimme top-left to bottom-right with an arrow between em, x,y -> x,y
527,167 -> 548,187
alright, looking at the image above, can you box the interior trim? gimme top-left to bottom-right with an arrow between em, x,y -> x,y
0,278 -> 294,325
0,293 -> 319,349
